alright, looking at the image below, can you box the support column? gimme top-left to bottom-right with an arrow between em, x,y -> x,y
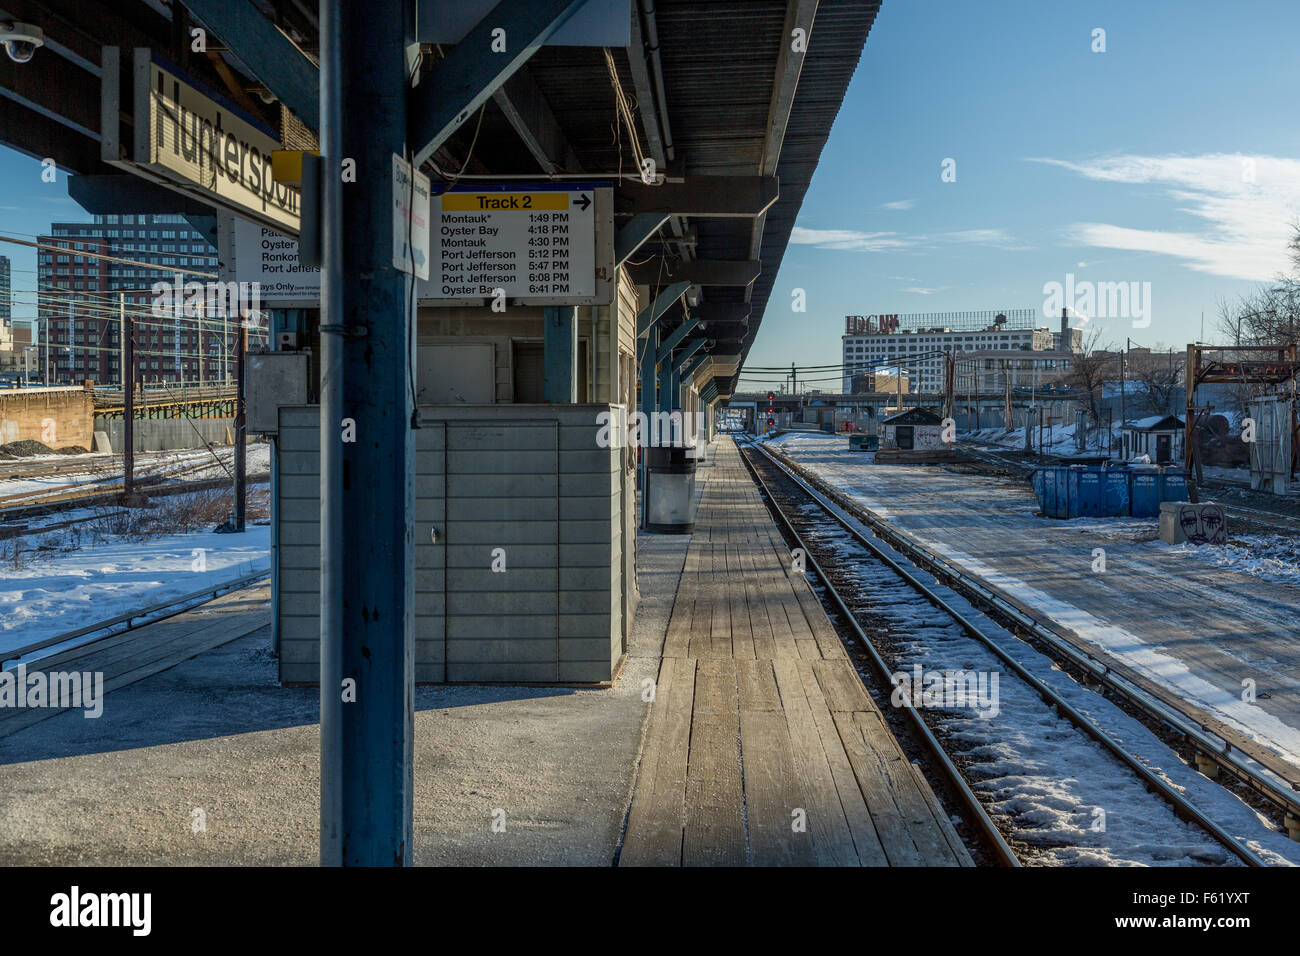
544,305 -> 578,403
319,0 -> 414,867
639,327 -> 658,528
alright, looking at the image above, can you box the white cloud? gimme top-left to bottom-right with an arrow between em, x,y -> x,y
788,227 -> 915,252
882,199 -> 916,210
903,286 -> 944,295
1030,153 -> 1300,281
789,226 -> 1013,253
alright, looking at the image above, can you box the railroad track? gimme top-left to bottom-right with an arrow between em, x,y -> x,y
739,438 -> 1284,866
0,449 -> 265,521
755,438 -> 1300,836
0,455 -> 115,481
0,471 -> 270,523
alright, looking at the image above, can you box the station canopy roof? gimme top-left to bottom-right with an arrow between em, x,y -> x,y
0,0 -> 882,399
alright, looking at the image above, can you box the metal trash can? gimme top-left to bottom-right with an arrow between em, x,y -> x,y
646,446 -> 698,533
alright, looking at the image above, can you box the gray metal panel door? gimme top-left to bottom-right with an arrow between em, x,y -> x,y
444,421 -> 559,681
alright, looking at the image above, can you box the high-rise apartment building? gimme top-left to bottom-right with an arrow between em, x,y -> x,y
36,213 -> 262,386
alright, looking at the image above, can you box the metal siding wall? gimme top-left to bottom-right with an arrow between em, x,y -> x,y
275,404 -> 622,684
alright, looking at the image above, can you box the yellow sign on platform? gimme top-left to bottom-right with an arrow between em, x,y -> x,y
440,192 -> 571,211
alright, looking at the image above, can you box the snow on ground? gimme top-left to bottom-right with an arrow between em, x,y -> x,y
769,432 -> 1300,777
1166,534 -> 1300,589
0,521 -> 269,660
0,444 -> 270,499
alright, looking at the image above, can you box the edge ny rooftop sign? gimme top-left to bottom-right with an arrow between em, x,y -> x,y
102,49 -> 300,234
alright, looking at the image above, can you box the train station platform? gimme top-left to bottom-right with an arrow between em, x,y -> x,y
0,439 -> 969,866
619,439 -> 972,866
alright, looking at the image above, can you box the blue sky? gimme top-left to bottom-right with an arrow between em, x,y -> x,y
0,150 -> 84,326
750,0 -> 1300,383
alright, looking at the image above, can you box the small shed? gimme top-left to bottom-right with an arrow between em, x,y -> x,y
1121,414 -> 1184,464
882,407 -> 945,451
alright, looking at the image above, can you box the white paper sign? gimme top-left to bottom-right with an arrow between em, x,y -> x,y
393,154 -> 431,280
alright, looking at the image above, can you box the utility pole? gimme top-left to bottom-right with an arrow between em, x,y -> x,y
1003,360 -> 1012,432
319,0 -> 414,867
1120,337 -> 1128,452
118,294 -> 125,389
233,319 -> 246,532
122,308 -> 135,502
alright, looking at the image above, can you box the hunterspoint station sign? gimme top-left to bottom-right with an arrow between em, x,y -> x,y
102,49 -> 300,233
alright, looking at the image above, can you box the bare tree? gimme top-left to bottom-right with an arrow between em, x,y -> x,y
1126,345 -> 1184,416
1063,327 -> 1115,424
1216,222 -> 1300,348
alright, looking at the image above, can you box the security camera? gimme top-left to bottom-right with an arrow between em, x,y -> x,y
0,23 -> 44,64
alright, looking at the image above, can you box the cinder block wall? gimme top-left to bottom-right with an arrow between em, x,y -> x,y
276,403 -> 626,685
0,386 -> 94,448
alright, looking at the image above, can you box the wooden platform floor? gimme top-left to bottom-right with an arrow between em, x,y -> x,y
0,583 -> 270,739
619,440 -> 971,866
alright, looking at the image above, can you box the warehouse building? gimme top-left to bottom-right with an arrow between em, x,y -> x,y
841,309 -> 1081,392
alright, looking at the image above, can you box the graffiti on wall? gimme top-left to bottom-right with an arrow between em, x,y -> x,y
1178,504 -> 1226,545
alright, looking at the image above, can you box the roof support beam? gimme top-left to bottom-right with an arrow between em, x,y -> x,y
69,174 -> 216,215
624,5 -> 667,167
673,336 -> 708,372
182,0 -> 320,132
656,316 -> 702,363
681,353 -> 711,381
492,65 -> 582,174
616,176 -> 779,217
746,0 -> 819,301
630,259 -> 761,287
636,280 -> 691,338
694,303 -> 751,325
616,212 -> 670,266
410,0 -> 585,167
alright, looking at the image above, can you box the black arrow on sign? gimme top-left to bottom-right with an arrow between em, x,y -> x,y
574,193 -> 591,212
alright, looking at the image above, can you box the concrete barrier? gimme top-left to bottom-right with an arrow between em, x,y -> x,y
1159,501 -> 1227,546
97,417 -> 234,452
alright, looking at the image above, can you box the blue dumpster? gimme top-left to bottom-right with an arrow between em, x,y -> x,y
1032,467 -> 1069,518
1073,466 -> 1105,517
1034,466 -> 1099,518
1158,466 -> 1188,503
1102,465 -> 1130,516
1129,466 -> 1161,518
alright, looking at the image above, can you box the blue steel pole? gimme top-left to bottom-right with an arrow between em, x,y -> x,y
319,0 -> 343,865
320,0 -> 415,865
